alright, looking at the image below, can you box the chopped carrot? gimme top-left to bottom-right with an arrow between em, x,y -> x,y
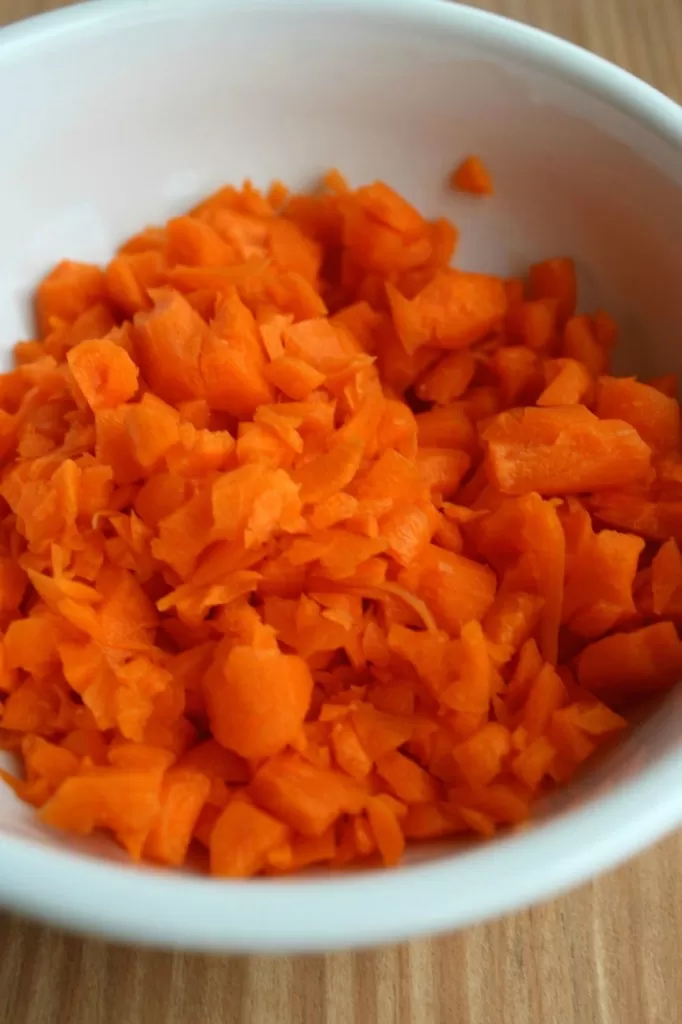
203,645 -> 313,758
1,166 -> 678,878
144,768 -> 211,866
375,750 -> 439,803
387,271 -> 506,354
415,404 -> 476,453
537,357 -> 593,406
67,338 -> 140,410
595,376 -> 681,453
36,261 -> 107,337
250,754 -> 364,836
416,350 -> 476,405
528,257 -> 577,323
452,722 -> 511,787
577,622 -> 682,695
651,538 -> 682,615
512,735 -> 556,789
210,798 -> 289,877
367,795 -> 405,866
40,769 -> 164,859
398,546 -> 496,634
507,299 -> 557,350
450,155 -> 494,196
482,406 -> 651,495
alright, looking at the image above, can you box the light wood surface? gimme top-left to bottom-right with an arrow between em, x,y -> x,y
1,1 -> 681,1021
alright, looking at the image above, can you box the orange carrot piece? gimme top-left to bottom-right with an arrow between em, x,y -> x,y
651,539 -> 682,615
144,768 -> 211,866
528,257 -> 576,322
591,493 -> 682,542
415,350 -> 476,405
176,739 -> 249,784
283,317 -> 356,369
558,700 -> 626,736
417,448 -> 471,497
387,271 -> 506,354
489,346 -> 542,407
22,735 -> 80,792
125,393 -> 180,466
356,180 -> 425,234
523,662 -> 567,739
376,750 -> 439,803
562,316 -> 608,376
512,735 -> 556,789
507,299 -> 557,350
40,769 -> 164,859
201,340 -> 274,418
537,357 -> 593,406
440,621 -> 492,713
380,501 -> 437,566
402,803 -> 464,839
292,440 -> 364,505
210,799 -> 289,878
264,355 -> 325,400
204,645 -> 313,759
399,546 -> 497,635
484,591 -> 544,664
450,155 -> 494,196
331,719 -> 373,778
577,622 -> 682,694
561,503 -> 644,639
367,795 -> 405,866
106,251 -> 164,316
36,261 -> 107,337
452,722 -> 512,787
351,704 -> 414,761
415,404 -> 476,453
67,339 -> 140,410
135,289 -> 207,403
596,376 -> 681,453
483,406 -> 652,495
250,754 -> 364,837
166,215 -> 237,268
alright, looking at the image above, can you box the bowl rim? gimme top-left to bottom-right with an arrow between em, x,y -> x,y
1,0 -> 682,953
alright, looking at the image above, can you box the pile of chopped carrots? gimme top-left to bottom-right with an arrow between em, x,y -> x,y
0,162 -> 681,879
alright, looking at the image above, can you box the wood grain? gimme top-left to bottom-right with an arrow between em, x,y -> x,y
1,1 -> 681,1021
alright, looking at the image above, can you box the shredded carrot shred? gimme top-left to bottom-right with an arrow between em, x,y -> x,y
1,166 -> 677,877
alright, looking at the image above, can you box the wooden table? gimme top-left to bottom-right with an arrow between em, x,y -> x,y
1,1 -> 681,1021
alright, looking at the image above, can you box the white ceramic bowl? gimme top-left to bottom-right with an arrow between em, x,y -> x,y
1,0 -> 682,954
